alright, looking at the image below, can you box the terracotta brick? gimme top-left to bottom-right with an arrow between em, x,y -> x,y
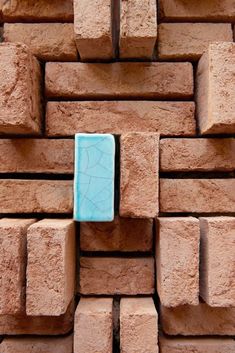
120,298 -> 158,353
0,180 -> 73,214
0,219 -> 36,315
160,303 -> 235,336
74,0 -> 112,60
80,217 -> 153,252
160,138 -> 235,172
200,217 -> 235,307
120,133 -> 159,218
45,62 -> 193,99
156,218 -> 199,307
120,0 -> 157,59
74,298 -> 113,353
196,42 -> 235,134
0,43 -> 41,135
158,23 -> 232,61
4,23 -> 77,61
160,179 -> 235,213
0,139 -> 74,174
79,257 -> 154,295
26,219 -> 75,316
46,101 -> 196,137
159,0 -> 235,21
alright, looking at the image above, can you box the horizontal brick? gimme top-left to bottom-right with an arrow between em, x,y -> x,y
160,138 -> 235,172
45,62 -> 193,99
79,257 -> 154,295
74,298 -> 113,353
4,23 -> 77,61
0,139 -> 74,174
46,101 -> 196,137
158,23 -> 232,61
80,217 -> 153,252
200,217 -> 235,307
0,180 -> 73,214
160,303 -> 235,336
160,179 -> 235,213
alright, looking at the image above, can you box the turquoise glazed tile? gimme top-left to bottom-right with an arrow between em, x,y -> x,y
74,133 -> 115,222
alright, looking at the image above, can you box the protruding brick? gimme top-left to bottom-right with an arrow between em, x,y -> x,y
120,133 -> 159,218
196,42 -> 235,134
0,43 -> 41,135
120,0 -> 157,59
156,218 -> 199,307
200,217 -> 235,307
46,101 -> 196,137
0,180 -> 73,214
0,219 -> 36,314
79,257 -> 154,295
120,298 -> 158,353
4,23 -> 77,61
74,298 -> 113,353
26,219 -> 75,316
45,62 -> 193,99
160,179 -> 235,213
74,0 -> 112,60
160,303 -> 235,336
158,23 -> 232,61
160,138 -> 235,172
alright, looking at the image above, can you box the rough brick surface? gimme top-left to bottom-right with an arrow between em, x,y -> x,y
74,298 -> 113,353
46,101 -> 196,137
200,217 -> 235,307
0,218 -> 35,315
120,0 -> 157,59
160,179 -> 235,213
26,219 -> 75,316
160,303 -> 235,336
160,138 -> 235,172
79,257 -> 154,295
0,139 -> 74,174
45,62 -> 193,99
158,23 -> 232,61
74,0 -> 112,60
0,180 -> 73,213
120,298 -> 158,353
4,23 -> 77,61
156,218 -> 199,307
196,42 -> 235,134
0,43 -> 41,134
80,217 -> 153,252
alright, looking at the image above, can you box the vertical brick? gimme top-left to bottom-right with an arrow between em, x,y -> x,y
156,218 -> 200,307
74,298 -> 113,353
120,133 -> 159,218
26,219 -> 75,316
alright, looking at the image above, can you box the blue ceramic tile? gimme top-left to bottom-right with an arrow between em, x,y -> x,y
74,133 -> 115,222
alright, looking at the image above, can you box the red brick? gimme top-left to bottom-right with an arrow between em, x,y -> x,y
79,257 -> 154,295
0,218 -> 36,314
120,298 -> 158,353
46,101 -> 196,137
120,0 -> 157,59
45,62 -> 193,99
0,180 -> 73,214
200,217 -> 235,307
26,219 -> 75,316
158,23 -> 232,61
74,298 -> 113,353
156,218 -> 199,307
4,23 -> 77,61
80,216 -> 153,252
0,139 -> 74,174
160,179 -> 235,213
0,43 -> 41,135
